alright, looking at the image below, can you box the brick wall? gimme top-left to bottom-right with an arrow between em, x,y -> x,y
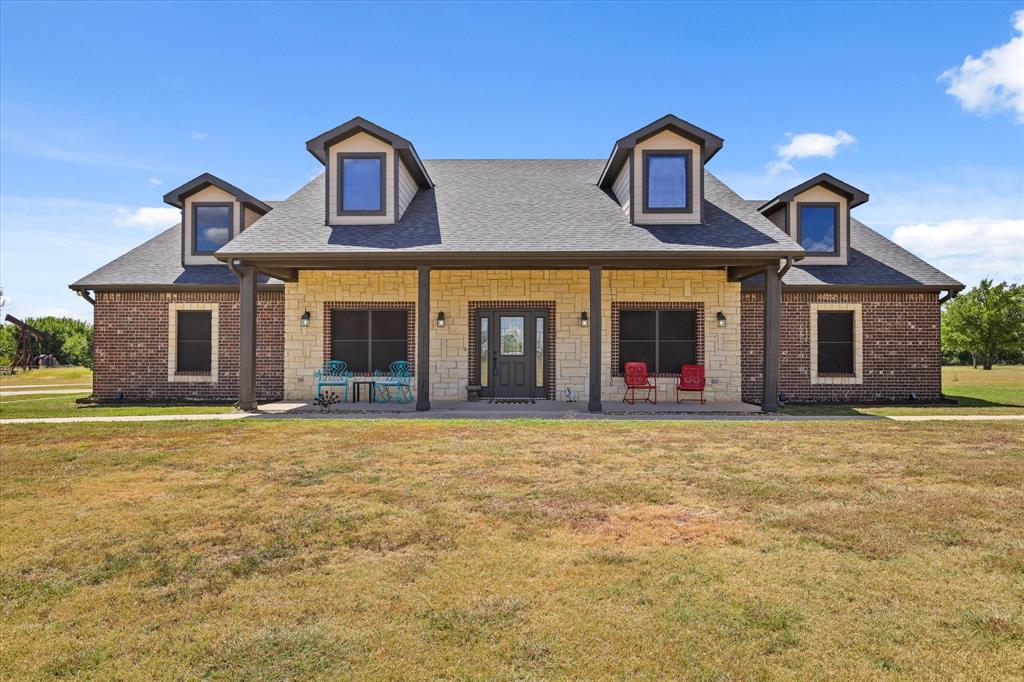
741,290 -> 942,403
93,290 -> 284,402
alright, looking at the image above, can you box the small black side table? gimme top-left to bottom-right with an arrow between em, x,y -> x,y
351,380 -> 375,403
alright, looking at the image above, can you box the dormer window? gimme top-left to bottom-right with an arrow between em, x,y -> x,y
643,150 -> 692,212
193,203 -> 233,255
337,152 -> 386,215
797,203 -> 839,255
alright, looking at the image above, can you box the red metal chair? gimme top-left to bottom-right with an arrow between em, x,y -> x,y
622,361 -> 657,405
676,364 -> 705,404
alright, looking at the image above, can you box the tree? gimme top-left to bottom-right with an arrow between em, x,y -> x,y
942,279 -> 1024,369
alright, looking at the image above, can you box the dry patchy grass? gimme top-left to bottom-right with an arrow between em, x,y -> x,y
2,419 -> 1023,679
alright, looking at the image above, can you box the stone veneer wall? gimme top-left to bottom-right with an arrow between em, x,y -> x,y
284,269 -> 742,402
740,290 -> 942,403
93,290 -> 283,401
603,270 -> 741,401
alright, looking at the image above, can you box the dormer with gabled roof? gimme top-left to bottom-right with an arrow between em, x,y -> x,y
305,116 -> 433,227
598,114 -> 725,226
163,173 -> 271,267
758,173 -> 869,266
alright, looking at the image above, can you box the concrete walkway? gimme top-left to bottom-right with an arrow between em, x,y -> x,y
1,412 -> 250,425
3,409 -> 1021,425
886,414 -> 1023,422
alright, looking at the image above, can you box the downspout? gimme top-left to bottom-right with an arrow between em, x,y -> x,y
76,289 -> 96,306
227,258 -> 244,281
938,290 -> 957,304
777,256 -> 793,280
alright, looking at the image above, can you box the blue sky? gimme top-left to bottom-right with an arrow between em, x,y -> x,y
1,1 -> 1022,321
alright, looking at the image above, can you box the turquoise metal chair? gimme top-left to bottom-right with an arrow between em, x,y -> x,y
373,360 -> 414,403
314,360 -> 352,402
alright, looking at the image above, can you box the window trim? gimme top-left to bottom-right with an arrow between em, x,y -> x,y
167,303 -> 219,383
809,303 -> 862,384
642,149 -> 694,214
612,303 -> 703,377
796,202 -> 841,257
190,202 -> 235,256
336,152 -> 387,216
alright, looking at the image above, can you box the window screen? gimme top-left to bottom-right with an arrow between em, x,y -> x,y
817,311 -> 854,374
618,309 -> 697,374
177,311 -> 212,373
330,309 -> 408,373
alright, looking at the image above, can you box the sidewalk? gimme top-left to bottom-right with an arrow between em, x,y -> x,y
1,411 -> 1020,425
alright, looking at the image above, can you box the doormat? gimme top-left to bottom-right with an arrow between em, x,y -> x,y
489,398 -> 537,405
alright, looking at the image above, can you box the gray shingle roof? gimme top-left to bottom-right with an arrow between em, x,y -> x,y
219,160 -> 802,257
70,163 -> 962,292
70,223 -> 281,289
742,203 -> 963,291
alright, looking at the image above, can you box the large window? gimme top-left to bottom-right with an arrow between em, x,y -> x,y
338,153 -> 385,214
193,204 -> 232,254
817,311 -> 854,374
798,203 -> 840,254
618,309 -> 697,374
643,151 -> 691,211
330,309 -> 408,373
177,311 -> 212,373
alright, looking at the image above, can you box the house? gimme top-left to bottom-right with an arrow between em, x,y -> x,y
70,115 -> 963,412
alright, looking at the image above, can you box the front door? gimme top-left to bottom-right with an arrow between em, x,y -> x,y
477,309 -> 548,398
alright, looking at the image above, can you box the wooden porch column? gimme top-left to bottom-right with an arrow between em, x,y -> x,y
588,265 -> 602,413
416,265 -> 431,411
762,263 -> 781,412
238,264 -> 258,411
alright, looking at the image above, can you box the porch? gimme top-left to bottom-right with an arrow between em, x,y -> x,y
255,398 -> 761,418
231,261 -> 784,414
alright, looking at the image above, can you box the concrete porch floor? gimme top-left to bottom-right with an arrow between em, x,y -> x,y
255,398 -> 762,418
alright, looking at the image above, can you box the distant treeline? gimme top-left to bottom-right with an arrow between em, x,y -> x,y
0,316 -> 93,367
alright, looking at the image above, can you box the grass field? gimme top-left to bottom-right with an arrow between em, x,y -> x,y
0,368 -> 234,419
2,419 -> 1022,679
0,366 -> 92,388
783,365 -> 1024,416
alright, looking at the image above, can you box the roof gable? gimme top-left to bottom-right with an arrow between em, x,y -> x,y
162,172 -> 270,212
759,173 -> 869,213
598,114 -> 725,190
305,116 -> 433,189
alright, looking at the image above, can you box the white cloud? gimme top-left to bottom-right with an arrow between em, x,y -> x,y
113,206 -> 180,230
893,217 -> 1024,286
191,131 -> 208,140
148,177 -> 163,187
940,10 -> 1024,123
766,130 -> 856,176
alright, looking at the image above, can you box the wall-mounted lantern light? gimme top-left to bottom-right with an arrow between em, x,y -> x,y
300,310 -> 311,327
716,311 -> 727,328
580,311 -> 589,327
436,311 -> 446,328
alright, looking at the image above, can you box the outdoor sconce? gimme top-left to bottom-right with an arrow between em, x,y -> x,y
300,311 -> 311,327
716,311 -> 727,328
436,311 -> 446,328
580,311 -> 589,327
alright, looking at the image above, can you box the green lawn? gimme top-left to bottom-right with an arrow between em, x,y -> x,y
0,366 -> 93,388
0,367 -> 235,419
2,419 -> 1022,679
784,365 -> 1024,416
